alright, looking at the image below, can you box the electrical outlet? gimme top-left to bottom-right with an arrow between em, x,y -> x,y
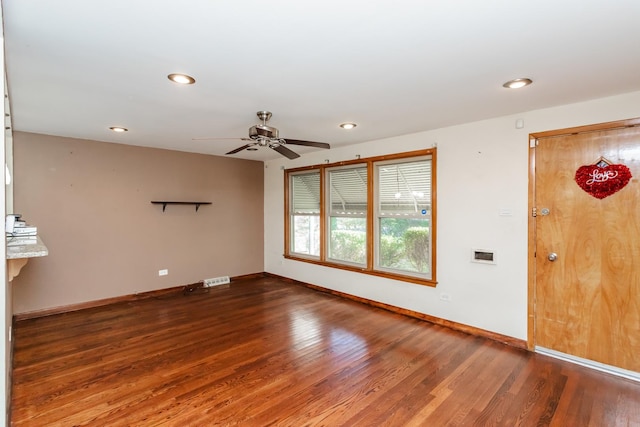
159,269 -> 168,276
439,293 -> 452,302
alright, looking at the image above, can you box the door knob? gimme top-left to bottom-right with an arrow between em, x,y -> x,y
547,252 -> 558,262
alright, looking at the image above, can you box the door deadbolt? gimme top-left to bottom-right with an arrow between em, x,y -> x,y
547,252 -> 558,262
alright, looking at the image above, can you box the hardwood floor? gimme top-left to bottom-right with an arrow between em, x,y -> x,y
11,276 -> 640,426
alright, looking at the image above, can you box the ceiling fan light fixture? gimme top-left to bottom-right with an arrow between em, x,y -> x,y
503,78 -> 532,89
167,73 -> 196,85
340,122 -> 357,130
109,126 -> 128,133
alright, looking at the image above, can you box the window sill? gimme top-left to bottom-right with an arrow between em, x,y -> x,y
284,254 -> 437,287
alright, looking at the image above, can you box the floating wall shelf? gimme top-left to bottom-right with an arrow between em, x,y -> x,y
151,201 -> 212,212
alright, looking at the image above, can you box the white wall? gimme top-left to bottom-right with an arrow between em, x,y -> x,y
264,90 -> 640,340
1,16 -> 9,422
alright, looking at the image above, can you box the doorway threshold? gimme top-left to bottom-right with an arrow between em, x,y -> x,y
536,347 -> 640,382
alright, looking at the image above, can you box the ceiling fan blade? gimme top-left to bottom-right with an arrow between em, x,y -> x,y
273,144 -> 300,159
284,139 -> 330,149
226,144 -> 253,155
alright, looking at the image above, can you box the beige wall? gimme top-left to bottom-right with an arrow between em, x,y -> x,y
12,132 -> 264,314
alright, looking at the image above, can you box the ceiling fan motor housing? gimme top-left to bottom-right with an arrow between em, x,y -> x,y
225,110 -> 328,158
249,124 -> 279,140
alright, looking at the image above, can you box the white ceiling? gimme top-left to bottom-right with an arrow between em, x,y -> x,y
3,1 -> 640,161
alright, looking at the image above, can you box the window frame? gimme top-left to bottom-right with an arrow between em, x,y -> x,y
284,148 -> 437,287
325,163 -> 369,268
287,169 -> 322,259
373,156 -> 433,280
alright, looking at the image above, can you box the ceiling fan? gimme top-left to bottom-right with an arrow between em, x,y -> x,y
211,111 -> 331,159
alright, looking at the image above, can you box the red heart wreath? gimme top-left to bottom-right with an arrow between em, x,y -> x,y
574,162 -> 632,199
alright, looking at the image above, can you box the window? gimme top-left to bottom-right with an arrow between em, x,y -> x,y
375,158 -> 432,280
327,165 -> 368,266
285,149 -> 436,286
289,171 -> 321,258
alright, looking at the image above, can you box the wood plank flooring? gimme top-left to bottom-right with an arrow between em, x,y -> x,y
11,276 -> 640,426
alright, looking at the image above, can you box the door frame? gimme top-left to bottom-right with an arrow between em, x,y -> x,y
527,117 -> 640,351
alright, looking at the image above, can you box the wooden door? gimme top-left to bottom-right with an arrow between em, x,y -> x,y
533,121 -> 640,372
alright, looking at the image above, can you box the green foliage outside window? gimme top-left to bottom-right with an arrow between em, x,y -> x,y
403,227 -> 430,273
329,229 -> 366,264
328,217 -> 430,274
329,217 -> 367,264
378,218 -> 430,274
379,234 -> 405,267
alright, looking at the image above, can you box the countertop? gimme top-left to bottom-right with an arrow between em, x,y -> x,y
7,235 -> 49,259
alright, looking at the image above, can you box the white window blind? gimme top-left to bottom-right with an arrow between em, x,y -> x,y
328,166 -> 368,215
291,172 -> 320,214
377,158 -> 431,216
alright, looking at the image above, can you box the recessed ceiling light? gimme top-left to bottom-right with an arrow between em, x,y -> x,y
109,126 -> 128,133
503,78 -> 533,89
168,73 -> 196,85
340,122 -> 357,130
